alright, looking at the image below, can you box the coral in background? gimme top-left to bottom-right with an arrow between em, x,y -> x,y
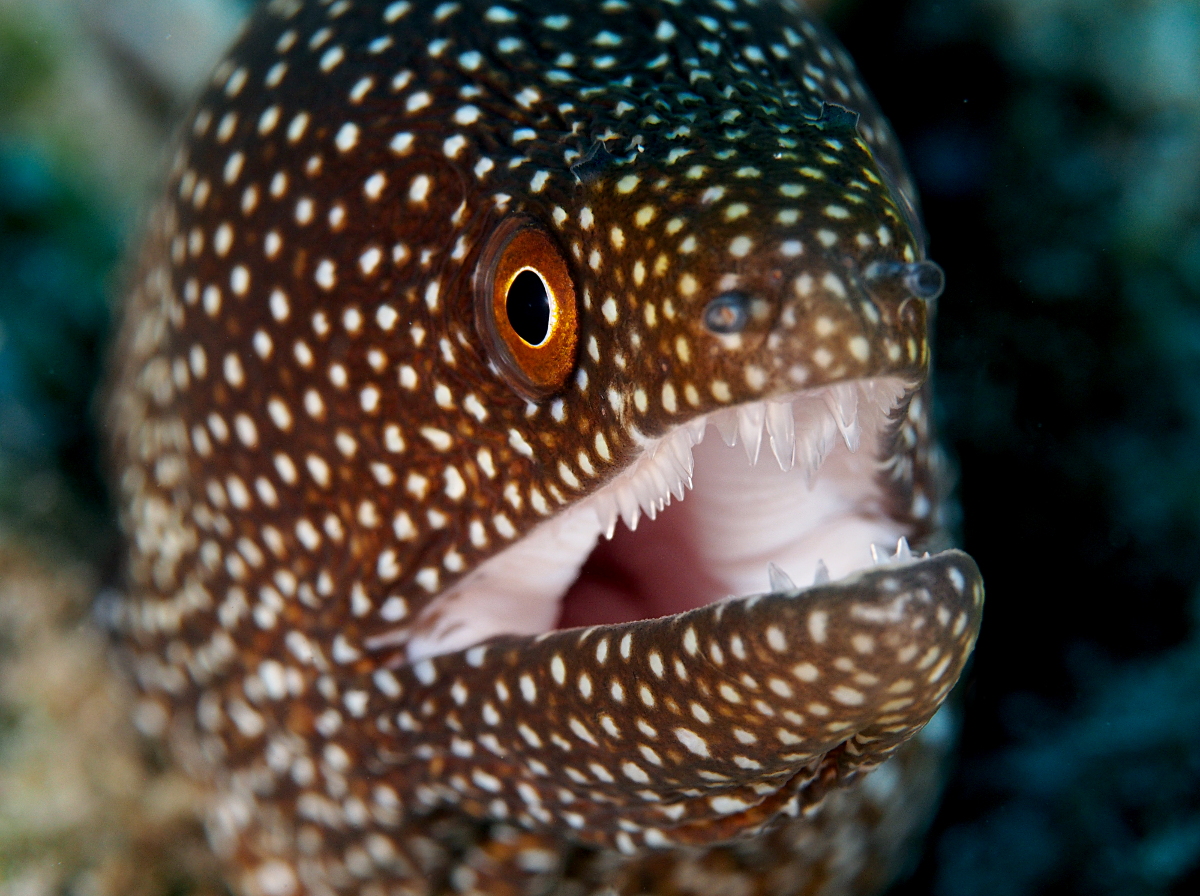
0,538 -> 222,896
0,4 -> 243,893
0,0 -> 243,558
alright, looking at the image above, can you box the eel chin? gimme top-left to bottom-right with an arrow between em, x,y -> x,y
399,377 -> 937,660
358,378 -> 982,852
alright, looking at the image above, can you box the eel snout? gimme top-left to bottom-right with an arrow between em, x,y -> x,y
347,548 -> 982,854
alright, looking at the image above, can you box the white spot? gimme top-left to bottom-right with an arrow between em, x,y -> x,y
808,611 -> 828,644
710,795 -> 751,815
335,122 -> 359,152
766,625 -> 787,652
519,674 -> 537,703
673,728 -> 710,757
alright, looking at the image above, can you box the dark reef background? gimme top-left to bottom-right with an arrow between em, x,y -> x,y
0,0 -> 1198,894
834,1 -> 1200,894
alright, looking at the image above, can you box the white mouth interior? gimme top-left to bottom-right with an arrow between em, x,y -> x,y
397,377 -> 912,662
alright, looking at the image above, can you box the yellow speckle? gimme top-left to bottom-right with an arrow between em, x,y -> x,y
729,236 -> 753,257
617,174 -> 640,194
661,383 -> 677,413
675,336 -> 691,363
594,432 -> 611,461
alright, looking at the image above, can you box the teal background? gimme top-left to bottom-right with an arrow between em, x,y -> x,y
2,0 -> 1199,893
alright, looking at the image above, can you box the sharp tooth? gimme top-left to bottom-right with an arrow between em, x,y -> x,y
646,462 -> 671,507
893,536 -> 913,561
595,496 -> 620,539
660,452 -> 688,502
737,403 -> 765,465
667,434 -> 695,479
687,417 -> 708,443
767,562 -> 796,593
824,384 -> 861,452
617,485 -> 641,531
765,400 -> 796,472
793,396 -> 838,487
635,470 -> 666,521
813,559 -> 830,585
713,409 -> 739,446
870,543 -> 881,564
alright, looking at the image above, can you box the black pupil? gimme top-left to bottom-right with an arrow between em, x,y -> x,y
506,270 -> 551,345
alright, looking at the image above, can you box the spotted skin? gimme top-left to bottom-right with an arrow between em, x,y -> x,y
106,1 -> 983,894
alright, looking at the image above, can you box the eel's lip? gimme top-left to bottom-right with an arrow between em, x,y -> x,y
376,547 -> 983,853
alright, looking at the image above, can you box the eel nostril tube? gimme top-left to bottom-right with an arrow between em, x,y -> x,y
904,260 -> 946,300
864,259 -> 946,301
704,291 -> 752,334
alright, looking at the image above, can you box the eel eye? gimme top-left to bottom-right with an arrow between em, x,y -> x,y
475,216 -> 579,400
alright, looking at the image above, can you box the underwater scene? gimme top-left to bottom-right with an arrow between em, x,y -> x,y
0,0 -> 1198,894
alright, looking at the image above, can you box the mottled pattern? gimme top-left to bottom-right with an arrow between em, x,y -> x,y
105,1 -> 983,894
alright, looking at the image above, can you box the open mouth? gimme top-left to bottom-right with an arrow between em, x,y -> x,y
386,376 -> 920,663
351,376 -> 982,852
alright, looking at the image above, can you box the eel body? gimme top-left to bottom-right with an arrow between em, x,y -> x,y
106,1 -> 983,894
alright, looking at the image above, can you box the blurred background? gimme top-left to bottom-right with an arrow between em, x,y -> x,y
0,0 -> 1198,893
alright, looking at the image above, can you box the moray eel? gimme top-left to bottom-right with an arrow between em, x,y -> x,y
106,1 -> 983,894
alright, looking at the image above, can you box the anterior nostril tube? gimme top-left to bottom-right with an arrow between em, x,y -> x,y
863,259 -> 946,301
904,261 -> 945,300
704,291 -> 752,334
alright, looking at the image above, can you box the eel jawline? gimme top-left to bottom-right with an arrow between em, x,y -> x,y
350,549 -> 982,854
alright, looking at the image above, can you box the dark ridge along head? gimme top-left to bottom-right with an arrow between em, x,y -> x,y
105,0 -> 982,893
